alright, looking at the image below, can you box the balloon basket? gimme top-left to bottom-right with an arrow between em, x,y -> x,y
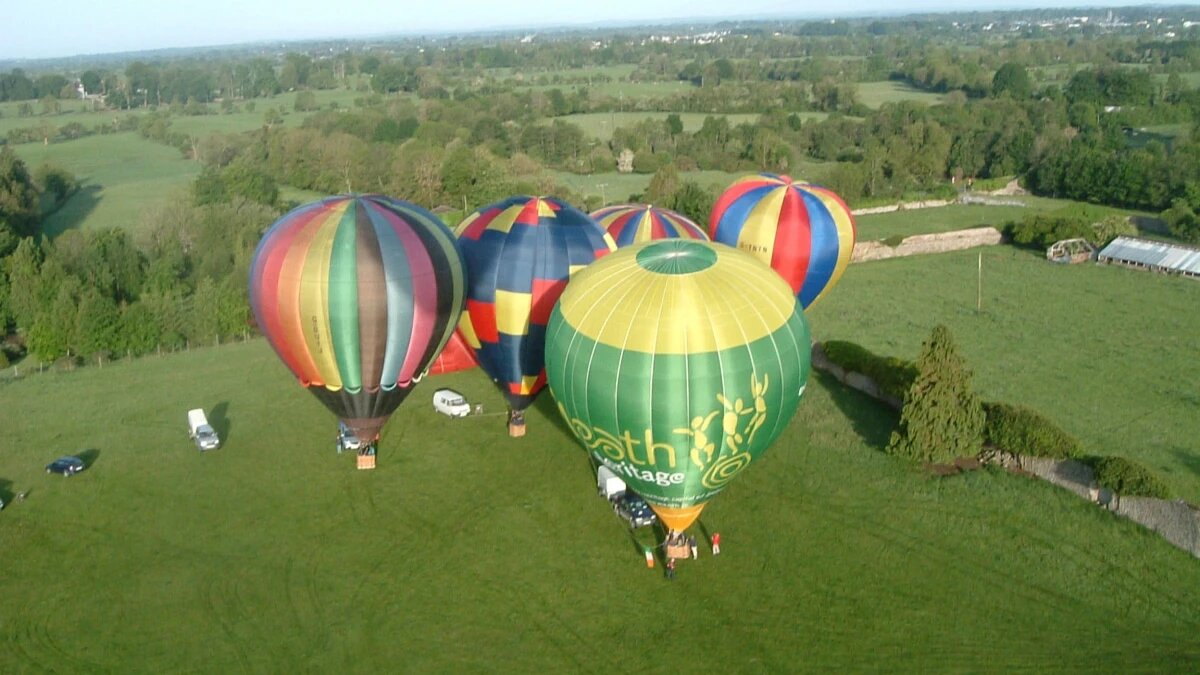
357,446 -> 376,470
508,419 -> 526,438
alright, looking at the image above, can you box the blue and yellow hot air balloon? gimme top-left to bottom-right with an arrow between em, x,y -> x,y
457,195 -> 615,428
709,173 -> 856,309
546,239 -> 811,533
590,204 -> 708,248
249,195 -> 465,447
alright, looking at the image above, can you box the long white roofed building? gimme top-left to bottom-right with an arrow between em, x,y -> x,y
1097,236 -> 1200,279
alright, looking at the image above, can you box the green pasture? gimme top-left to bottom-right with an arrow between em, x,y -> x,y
12,132 -> 200,238
855,81 -> 946,109
0,101 -> 124,138
521,79 -> 695,100
809,247 -> 1200,503
854,195 -> 1151,241
545,112 -> 765,141
1,331 -> 1199,670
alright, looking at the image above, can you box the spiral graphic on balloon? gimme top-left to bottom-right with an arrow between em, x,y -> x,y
702,451 -> 754,490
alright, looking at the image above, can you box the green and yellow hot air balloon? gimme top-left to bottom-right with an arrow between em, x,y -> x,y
545,240 -> 811,533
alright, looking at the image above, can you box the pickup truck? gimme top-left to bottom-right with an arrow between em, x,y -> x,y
187,408 -> 221,451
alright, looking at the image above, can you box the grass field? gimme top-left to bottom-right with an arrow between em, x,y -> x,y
521,80 -> 696,100
1,330 -> 1199,669
855,81 -> 946,109
808,247 -> 1200,503
12,132 -> 201,237
545,112 -> 766,141
552,163 -> 839,204
854,195 -> 1152,241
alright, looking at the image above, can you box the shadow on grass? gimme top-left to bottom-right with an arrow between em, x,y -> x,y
77,448 -> 101,469
41,184 -> 101,239
530,393 -> 574,440
210,401 -> 230,442
1168,447 -> 1200,479
814,370 -> 898,453
0,478 -> 12,505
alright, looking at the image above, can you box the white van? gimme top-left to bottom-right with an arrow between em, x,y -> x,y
187,409 -> 221,451
597,465 -> 626,499
432,389 -> 471,417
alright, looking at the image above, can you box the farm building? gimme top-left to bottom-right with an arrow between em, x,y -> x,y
1097,236 -> 1200,278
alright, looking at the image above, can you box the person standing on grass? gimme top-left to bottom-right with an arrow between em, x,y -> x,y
665,557 -> 676,581
688,535 -> 698,560
711,532 -> 720,555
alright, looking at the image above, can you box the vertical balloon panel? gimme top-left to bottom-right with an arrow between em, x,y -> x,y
546,240 -> 811,532
249,195 -> 465,445
457,195 -> 615,413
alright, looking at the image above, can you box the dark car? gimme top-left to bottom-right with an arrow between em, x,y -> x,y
612,491 -> 657,528
46,456 -> 85,476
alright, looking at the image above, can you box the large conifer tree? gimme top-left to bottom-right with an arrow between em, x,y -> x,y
888,324 -> 985,463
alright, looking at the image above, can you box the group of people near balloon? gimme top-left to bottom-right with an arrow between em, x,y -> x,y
248,173 -> 856,577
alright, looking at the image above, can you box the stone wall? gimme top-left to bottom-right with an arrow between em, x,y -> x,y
812,344 -> 1200,559
851,227 -> 1003,263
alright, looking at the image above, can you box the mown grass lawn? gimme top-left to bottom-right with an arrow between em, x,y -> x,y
1,336 -> 1198,670
545,112 -> 765,141
13,132 -> 201,237
855,81 -> 946,108
809,246 -> 1200,503
853,195 -> 1153,241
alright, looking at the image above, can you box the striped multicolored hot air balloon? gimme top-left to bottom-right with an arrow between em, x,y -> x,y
709,173 -> 856,309
590,204 -> 708,248
249,195 -> 465,446
457,195 -> 615,423
546,239 -> 811,534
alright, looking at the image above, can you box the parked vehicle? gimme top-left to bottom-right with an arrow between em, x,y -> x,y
597,465 -> 627,499
432,389 -> 471,417
187,409 -> 221,451
613,491 -> 657,528
337,421 -> 363,453
46,456 -> 85,476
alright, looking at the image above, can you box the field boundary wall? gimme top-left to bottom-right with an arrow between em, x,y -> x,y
811,342 -> 1200,559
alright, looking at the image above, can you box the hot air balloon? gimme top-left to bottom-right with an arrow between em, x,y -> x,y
545,239 -> 811,534
457,195 -> 615,435
590,204 -> 708,248
709,173 -> 856,309
429,330 -> 477,375
249,195 -> 465,454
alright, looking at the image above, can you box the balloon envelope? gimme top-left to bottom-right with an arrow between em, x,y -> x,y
249,195 -> 465,442
590,204 -> 708,248
546,240 -> 811,532
709,173 -> 856,309
458,195 -> 615,411
430,329 -> 477,375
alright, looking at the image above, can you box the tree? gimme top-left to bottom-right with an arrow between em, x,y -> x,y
991,63 -> 1031,99
645,164 -> 680,205
0,147 -> 41,248
887,325 -> 985,463
293,90 -> 319,112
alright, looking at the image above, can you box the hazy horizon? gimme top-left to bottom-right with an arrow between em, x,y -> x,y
0,0 -> 1166,61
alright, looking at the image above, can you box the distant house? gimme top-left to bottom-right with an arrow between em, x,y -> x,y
1097,236 -> 1200,279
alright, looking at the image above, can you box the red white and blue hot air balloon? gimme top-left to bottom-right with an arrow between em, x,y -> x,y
709,173 -> 856,309
590,204 -> 708,248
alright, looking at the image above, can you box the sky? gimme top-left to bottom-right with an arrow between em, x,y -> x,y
0,0 -> 1171,61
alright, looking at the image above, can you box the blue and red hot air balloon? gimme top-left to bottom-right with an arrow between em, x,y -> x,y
590,204 -> 708,248
249,195 -> 465,448
709,173 -> 856,309
457,195 -> 615,429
